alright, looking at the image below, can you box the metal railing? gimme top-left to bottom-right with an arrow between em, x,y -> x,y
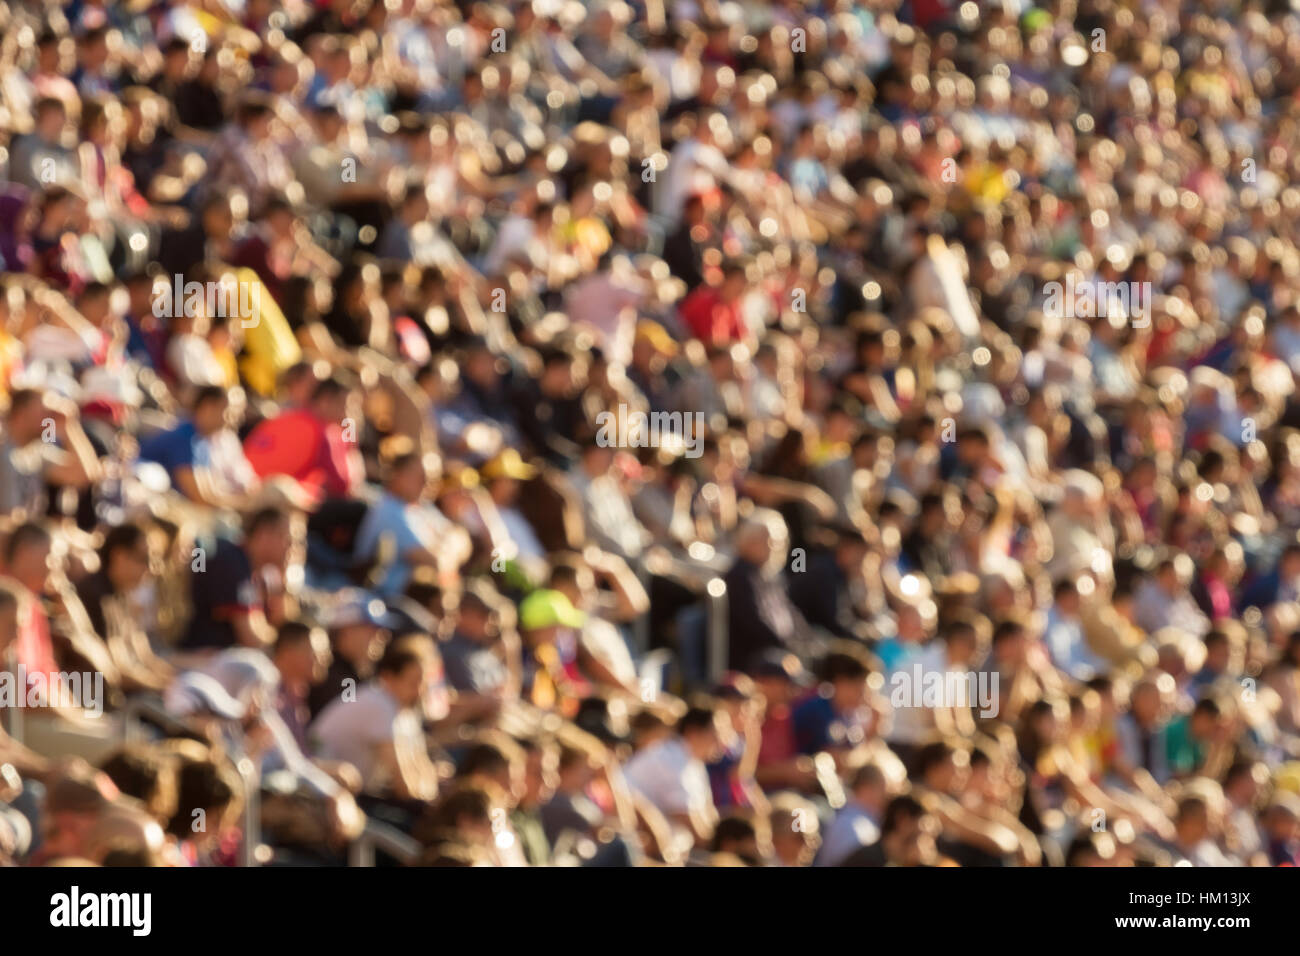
119,697 -> 265,866
706,577 -> 728,683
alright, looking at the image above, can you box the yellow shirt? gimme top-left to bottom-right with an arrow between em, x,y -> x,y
234,267 -> 301,396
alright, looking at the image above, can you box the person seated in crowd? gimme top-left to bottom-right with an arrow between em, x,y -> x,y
311,646 -> 439,828
622,703 -> 722,847
181,507 -> 293,654
243,374 -> 364,501
353,442 -> 471,599
0,388 -> 100,517
138,386 -> 260,511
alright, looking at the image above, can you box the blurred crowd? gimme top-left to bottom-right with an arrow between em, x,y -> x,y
3,0 -> 1300,868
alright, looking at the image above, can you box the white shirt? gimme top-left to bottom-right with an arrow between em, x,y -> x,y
816,803 -> 881,867
311,684 -> 419,795
622,737 -> 712,818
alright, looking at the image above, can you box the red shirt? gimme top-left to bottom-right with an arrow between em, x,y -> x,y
757,705 -> 798,767
678,287 -> 745,345
7,580 -> 57,699
243,408 -> 354,498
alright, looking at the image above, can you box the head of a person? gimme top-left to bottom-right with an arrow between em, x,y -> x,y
848,762 -> 887,813
548,558 -> 594,611
518,588 -> 584,648
820,652 -> 869,713
34,96 -> 66,140
1263,795 -> 1300,842
578,437 -> 616,478
99,746 -> 179,828
279,361 -> 319,408
309,375 -> 351,426
165,743 -> 242,843
238,97 -> 274,139
734,513 -> 782,569
710,815 -> 760,864
191,385 -> 230,436
421,784 -> 495,847
879,795 -> 936,866
538,348 -> 575,397
1065,832 -> 1113,867
462,340 -> 499,389
554,743 -> 596,794
330,593 -> 387,666
940,618 -> 979,667
273,620 -> 330,688
677,704 -> 722,763
459,737 -> 525,807
1053,578 -> 1081,616
1154,558 -> 1181,594
1221,761 -> 1260,808
77,281 -> 112,326
752,649 -> 801,705
767,797 -> 820,867
991,618 -> 1027,665
200,194 -> 235,241
384,450 -> 427,503
376,646 -> 427,709
718,261 -> 747,301
957,426 -> 991,467
517,737 -> 557,809
244,507 -> 290,570
1174,795 -> 1210,845
5,388 -> 48,445
914,742 -> 960,793
894,597 -> 930,644
1201,630 -> 1230,674
4,522 -> 53,594
42,764 -> 114,860
1129,679 -> 1162,725
1190,697 -> 1221,741
916,491 -> 946,533
100,523 -> 151,594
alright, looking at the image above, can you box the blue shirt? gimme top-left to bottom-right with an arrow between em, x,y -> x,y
354,492 -> 434,597
138,421 -> 201,480
791,694 -> 868,754
816,803 -> 881,867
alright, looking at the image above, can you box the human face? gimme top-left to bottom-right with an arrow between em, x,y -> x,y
12,541 -> 52,594
249,518 -> 291,570
193,397 -> 229,435
754,675 -> 793,708
684,723 -> 722,763
109,539 -> 151,592
388,660 -> 426,708
832,676 -> 866,713
335,623 -> 382,665
391,459 -> 427,502
277,640 -> 317,687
